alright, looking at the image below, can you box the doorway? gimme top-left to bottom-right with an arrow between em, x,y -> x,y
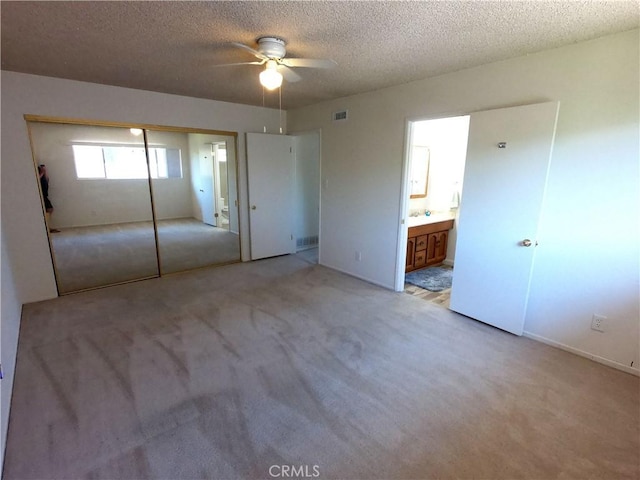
246,131 -> 320,264
193,139 -> 232,231
397,103 -> 559,336
400,115 -> 470,306
293,130 -> 321,265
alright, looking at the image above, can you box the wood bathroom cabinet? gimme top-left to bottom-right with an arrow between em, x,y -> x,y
406,219 -> 454,272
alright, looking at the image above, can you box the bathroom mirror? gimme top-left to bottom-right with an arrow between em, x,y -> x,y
28,118 -> 241,294
409,145 -> 430,198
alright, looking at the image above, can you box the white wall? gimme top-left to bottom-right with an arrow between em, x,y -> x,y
0,230 -> 21,476
147,130 -> 193,221
288,30 -> 639,373
293,131 -> 320,248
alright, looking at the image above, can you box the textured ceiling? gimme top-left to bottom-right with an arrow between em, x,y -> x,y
1,1 -> 638,110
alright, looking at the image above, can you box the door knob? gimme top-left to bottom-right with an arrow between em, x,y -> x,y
521,239 -> 532,247
251,205 -> 257,210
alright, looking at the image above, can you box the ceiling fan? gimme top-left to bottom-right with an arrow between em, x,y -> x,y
220,37 -> 337,90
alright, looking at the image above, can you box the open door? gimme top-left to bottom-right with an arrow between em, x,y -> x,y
198,144 -> 217,226
450,102 -> 559,335
212,142 -> 228,229
246,133 -> 295,260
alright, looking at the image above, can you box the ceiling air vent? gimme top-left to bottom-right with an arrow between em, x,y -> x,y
332,110 -> 348,122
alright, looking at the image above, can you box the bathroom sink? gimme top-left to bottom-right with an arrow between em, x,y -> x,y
407,212 -> 456,227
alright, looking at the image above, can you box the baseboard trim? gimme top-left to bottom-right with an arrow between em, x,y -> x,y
319,262 -> 395,291
296,245 -> 318,253
523,331 -> 639,377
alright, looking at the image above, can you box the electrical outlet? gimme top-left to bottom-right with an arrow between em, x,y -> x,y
355,251 -> 362,261
591,314 -> 606,332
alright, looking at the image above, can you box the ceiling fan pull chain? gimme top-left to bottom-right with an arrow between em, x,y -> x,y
279,86 -> 283,134
263,85 -> 267,133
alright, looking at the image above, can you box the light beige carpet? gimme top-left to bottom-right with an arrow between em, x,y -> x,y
4,255 -> 639,479
50,218 -> 240,293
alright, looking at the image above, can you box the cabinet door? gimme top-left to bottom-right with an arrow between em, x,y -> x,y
434,231 -> 448,264
406,237 -> 415,270
426,231 -> 448,266
426,233 -> 438,265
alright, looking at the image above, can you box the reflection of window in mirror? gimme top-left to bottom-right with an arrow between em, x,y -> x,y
72,145 -> 183,179
409,146 -> 430,198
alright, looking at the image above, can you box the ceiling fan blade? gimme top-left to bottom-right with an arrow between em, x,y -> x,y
213,61 -> 265,67
278,65 -> 302,83
230,42 -> 269,61
281,58 -> 337,69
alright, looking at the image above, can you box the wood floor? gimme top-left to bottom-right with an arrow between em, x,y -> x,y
404,264 -> 452,308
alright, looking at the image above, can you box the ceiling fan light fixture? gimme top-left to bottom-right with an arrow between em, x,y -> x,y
259,60 -> 283,90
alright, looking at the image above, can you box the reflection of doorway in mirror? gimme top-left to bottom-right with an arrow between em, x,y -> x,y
198,145 -> 217,226
150,130 -> 240,275
212,142 -> 230,231
188,133 -> 239,236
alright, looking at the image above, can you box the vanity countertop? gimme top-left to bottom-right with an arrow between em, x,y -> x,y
407,212 -> 456,228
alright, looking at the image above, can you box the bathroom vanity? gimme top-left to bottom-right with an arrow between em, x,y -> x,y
406,216 -> 454,272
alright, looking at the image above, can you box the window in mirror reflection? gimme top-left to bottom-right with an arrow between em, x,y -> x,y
72,145 -> 183,179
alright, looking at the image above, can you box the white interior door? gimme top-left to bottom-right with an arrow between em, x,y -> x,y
212,144 -> 223,222
247,133 -> 295,260
450,102 -> 559,335
199,145 -> 217,226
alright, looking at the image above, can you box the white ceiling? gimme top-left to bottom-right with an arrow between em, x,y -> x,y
1,1 -> 638,110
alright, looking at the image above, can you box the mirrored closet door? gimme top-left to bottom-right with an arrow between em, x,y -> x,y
28,119 -> 241,294
147,129 -> 240,274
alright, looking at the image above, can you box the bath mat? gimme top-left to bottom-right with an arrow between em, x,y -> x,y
405,266 -> 453,292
